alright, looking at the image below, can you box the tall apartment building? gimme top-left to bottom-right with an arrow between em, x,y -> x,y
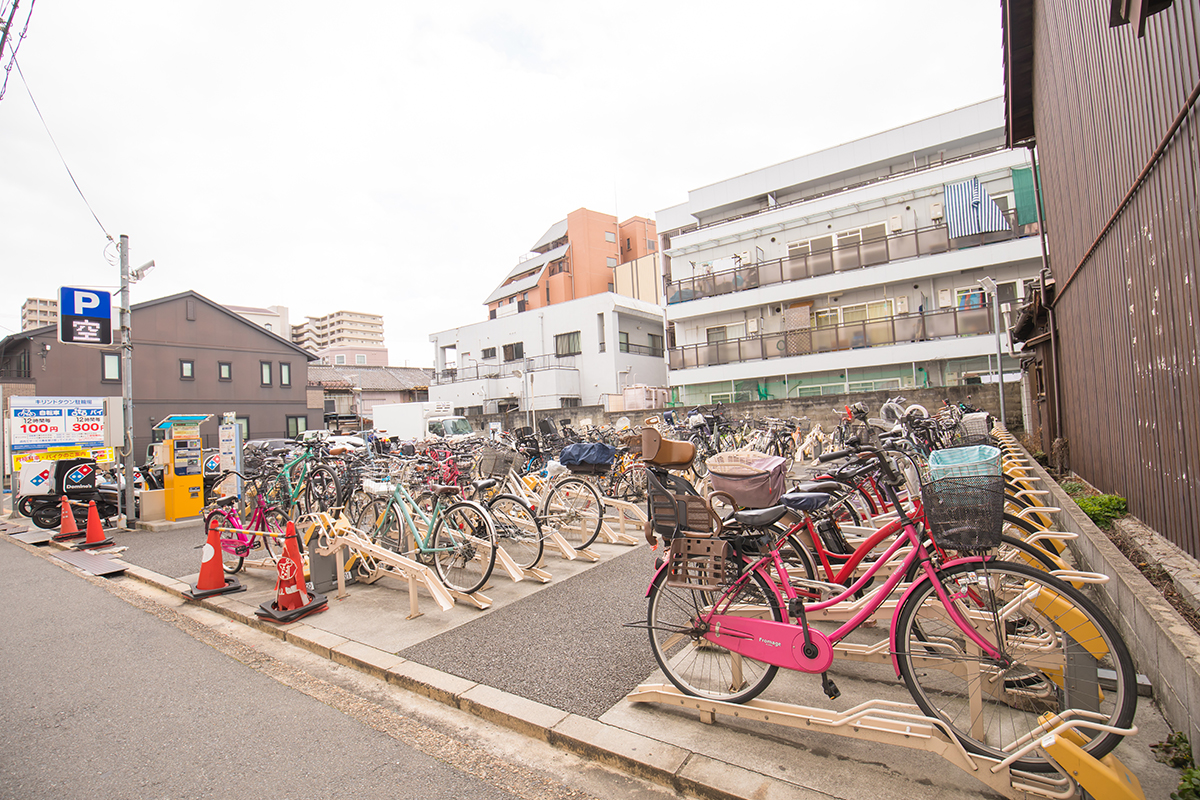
292,310 -> 388,367
432,208 -> 666,415
656,98 -> 1043,408
21,297 -> 58,330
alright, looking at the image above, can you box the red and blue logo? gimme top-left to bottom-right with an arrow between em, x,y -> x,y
30,469 -> 51,486
204,455 -> 220,472
67,465 -> 93,484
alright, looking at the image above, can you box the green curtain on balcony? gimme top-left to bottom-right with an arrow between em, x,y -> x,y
1012,167 -> 1044,226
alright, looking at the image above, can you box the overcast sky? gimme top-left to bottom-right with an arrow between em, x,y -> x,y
1,2 -> 1003,367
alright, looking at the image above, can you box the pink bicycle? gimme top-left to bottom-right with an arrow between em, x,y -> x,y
641,445 -> 1136,773
203,472 -> 289,573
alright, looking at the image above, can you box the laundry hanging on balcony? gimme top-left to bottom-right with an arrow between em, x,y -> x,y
942,177 -> 1011,239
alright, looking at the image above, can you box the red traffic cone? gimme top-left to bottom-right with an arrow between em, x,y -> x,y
256,521 -> 326,623
183,517 -> 245,600
51,496 -> 85,541
72,500 -> 114,550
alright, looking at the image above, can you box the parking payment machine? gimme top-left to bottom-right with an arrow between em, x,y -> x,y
154,414 -> 211,521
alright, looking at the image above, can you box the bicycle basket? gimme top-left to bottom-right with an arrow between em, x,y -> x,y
666,536 -> 733,591
920,475 -> 1005,551
926,444 -> 1001,482
705,450 -> 787,509
478,448 -> 517,478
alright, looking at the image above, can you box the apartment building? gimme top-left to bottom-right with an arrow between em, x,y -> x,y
656,98 -> 1044,407
225,304 -> 291,339
432,209 -> 666,415
21,297 -> 58,330
292,310 -> 388,366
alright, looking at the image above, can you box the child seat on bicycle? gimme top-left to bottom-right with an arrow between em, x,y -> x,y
641,428 -> 695,469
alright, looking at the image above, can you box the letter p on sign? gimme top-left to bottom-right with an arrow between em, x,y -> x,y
58,286 -> 113,346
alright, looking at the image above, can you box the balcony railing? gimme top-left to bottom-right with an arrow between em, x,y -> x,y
669,304 -> 995,370
667,210 -> 1038,305
619,342 -> 665,357
433,354 -> 578,385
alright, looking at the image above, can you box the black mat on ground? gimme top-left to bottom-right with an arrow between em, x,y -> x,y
109,525 -> 209,579
399,546 -> 662,719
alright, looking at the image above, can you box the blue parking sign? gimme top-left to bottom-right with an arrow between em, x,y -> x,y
59,287 -> 113,345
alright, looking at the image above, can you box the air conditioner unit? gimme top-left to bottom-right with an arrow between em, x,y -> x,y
930,202 -> 944,220
889,215 -> 903,232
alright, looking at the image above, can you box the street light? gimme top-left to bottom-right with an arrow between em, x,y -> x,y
512,368 -> 530,429
979,276 -> 1006,426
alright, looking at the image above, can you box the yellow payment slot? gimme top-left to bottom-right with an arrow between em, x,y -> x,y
157,414 -> 211,521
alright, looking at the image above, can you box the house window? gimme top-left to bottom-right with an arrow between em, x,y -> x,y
286,415 -> 307,438
260,361 -> 272,386
355,354 -> 367,365
334,354 -> 346,365
546,286 -> 550,302
502,342 -> 524,362
101,352 -> 120,382
219,362 -> 232,381
555,331 -> 581,357
648,239 -> 656,252
561,397 -> 581,408
280,362 -> 291,387
180,360 -> 195,380
705,327 -> 727,344
605,231 -> 616,242
619,332 -> 630,353
607,257 -> 617,267
264,323 -> 273,331
648,333 -> 664,356
236,417 -> 249,440
626,237 -> 631,250
481,347 -> 496,359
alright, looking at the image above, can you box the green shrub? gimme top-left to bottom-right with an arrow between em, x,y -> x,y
1075,494 -> 1127,528
1174,767 -> 1200,800
1154,732 -> 1194,769
1059,480 -> 1087,496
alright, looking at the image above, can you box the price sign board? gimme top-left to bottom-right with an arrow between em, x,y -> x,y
10,397 -> 106,452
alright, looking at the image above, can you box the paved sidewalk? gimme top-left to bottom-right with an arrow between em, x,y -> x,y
0,495 -> 1182,800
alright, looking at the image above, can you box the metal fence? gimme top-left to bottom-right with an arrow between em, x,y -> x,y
434,354 -> 578,385
668,304 -> 994,370
667,210 -> 1038,305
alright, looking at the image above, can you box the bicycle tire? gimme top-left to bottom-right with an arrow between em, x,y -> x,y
300,466 -> 341,517
894,559 -> 1136,771
688,435 -> 709,477
647,564 -> 781,703
487,494 -> 543,571
540,477 -> 604,549
610,466 -> 647,503
431,500 -> 497,595
205,508 -> 245,574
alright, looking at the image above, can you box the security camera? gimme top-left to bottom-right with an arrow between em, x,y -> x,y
131,260 -> 156,281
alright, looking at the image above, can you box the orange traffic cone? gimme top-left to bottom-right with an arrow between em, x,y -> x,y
183,517 -> 245,600
72,500 -> 114,549
51,496 -> 85,541
256,521 -> 326,623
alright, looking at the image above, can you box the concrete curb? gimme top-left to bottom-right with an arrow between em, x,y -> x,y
1007,439 -> 1200,750
115,562 -> 786,800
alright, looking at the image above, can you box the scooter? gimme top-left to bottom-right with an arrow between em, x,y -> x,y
19,463 -> 148,529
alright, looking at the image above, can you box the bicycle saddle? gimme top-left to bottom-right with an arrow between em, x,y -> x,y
791,481 -> 845,494
730,505 -> 789,527
781,492 -> 833,512
212,495 -> 238,508
471,478 -> 497,493
429,484 -> 461,496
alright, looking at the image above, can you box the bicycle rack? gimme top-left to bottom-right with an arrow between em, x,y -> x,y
600,496 -> 644,546
626,684 -> 1145,800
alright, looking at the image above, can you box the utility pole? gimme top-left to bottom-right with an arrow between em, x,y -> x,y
119,235 -> 134,527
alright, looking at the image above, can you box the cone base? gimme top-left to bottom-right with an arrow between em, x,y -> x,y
72,537 -> 115,550
256,592 -> 328,624
52,530 -> 87,541
184,575 -> 247,599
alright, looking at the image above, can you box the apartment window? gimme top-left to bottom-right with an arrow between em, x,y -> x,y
236,417 -> 250,440
280,362 -> 291,387
607,257 -> 617,267
619,331 -> 630,353
355,354 -> 367,365
607,282 -> 614,292
561,397 -> 581,408
555,331 -> 581,357
101,352 -> 120,382
260,361 -> 272,386
605,231 -> 616,242
956,288 -> 986,309
264,323 -> 273,331
481,347 -> 496,359
286,415 -> 307,439
502,342 -> 524,362
705,327 -> 727,344
648,333 -> 664,356
546,286 -> 550,302
180,360 -> 195,380
626,237 -> 631,250
814,310 -> 839,328
334,354 -> 346,365
219,362 -> 232,381
648,239 -> 656,252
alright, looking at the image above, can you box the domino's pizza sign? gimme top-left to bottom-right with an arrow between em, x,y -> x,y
67,464 -> 93,484
58,286 -> 113,345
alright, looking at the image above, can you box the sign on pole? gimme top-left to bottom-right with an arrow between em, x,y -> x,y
10,397 -> 106,452
58,286 -> 113,345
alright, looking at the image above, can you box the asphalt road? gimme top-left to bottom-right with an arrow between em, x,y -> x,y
0,540 -> 646,800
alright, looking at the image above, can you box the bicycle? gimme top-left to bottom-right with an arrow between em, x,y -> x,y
353,474 -> 497,594
640,444 -> 1136,773
203,472 -> 289,574
259,438 -> 341,521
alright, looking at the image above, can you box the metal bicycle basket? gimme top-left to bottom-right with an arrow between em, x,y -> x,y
920,474 -> 1006,552
477,448 -> 518,479
666,535 -> 734,591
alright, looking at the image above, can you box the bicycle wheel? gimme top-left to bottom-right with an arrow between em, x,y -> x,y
894,559 -> 1136,771
431,500 -> 496,595
611,465 -> 648,503
540,477 -> 603,549
647,564 -> 781,703
688,436 -> 709,477
300,466 -> 340,517
372,502 -> 408,554
205,508 -> 245,574
487,494 -> 543,571
343,487 -> 375,524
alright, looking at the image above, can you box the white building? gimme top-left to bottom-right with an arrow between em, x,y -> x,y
656,98 -> 1043,405
21,297 -> 58,330
225,304 -> 291,339
292,310 -> 388,366
429,292 -> 667,416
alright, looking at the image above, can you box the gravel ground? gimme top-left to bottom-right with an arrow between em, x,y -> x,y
400,545 -> 661,719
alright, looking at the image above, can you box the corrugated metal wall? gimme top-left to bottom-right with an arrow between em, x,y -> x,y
1031,1 -> 1200,558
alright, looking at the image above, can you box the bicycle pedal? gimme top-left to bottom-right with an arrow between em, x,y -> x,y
821,673 -> 841,700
